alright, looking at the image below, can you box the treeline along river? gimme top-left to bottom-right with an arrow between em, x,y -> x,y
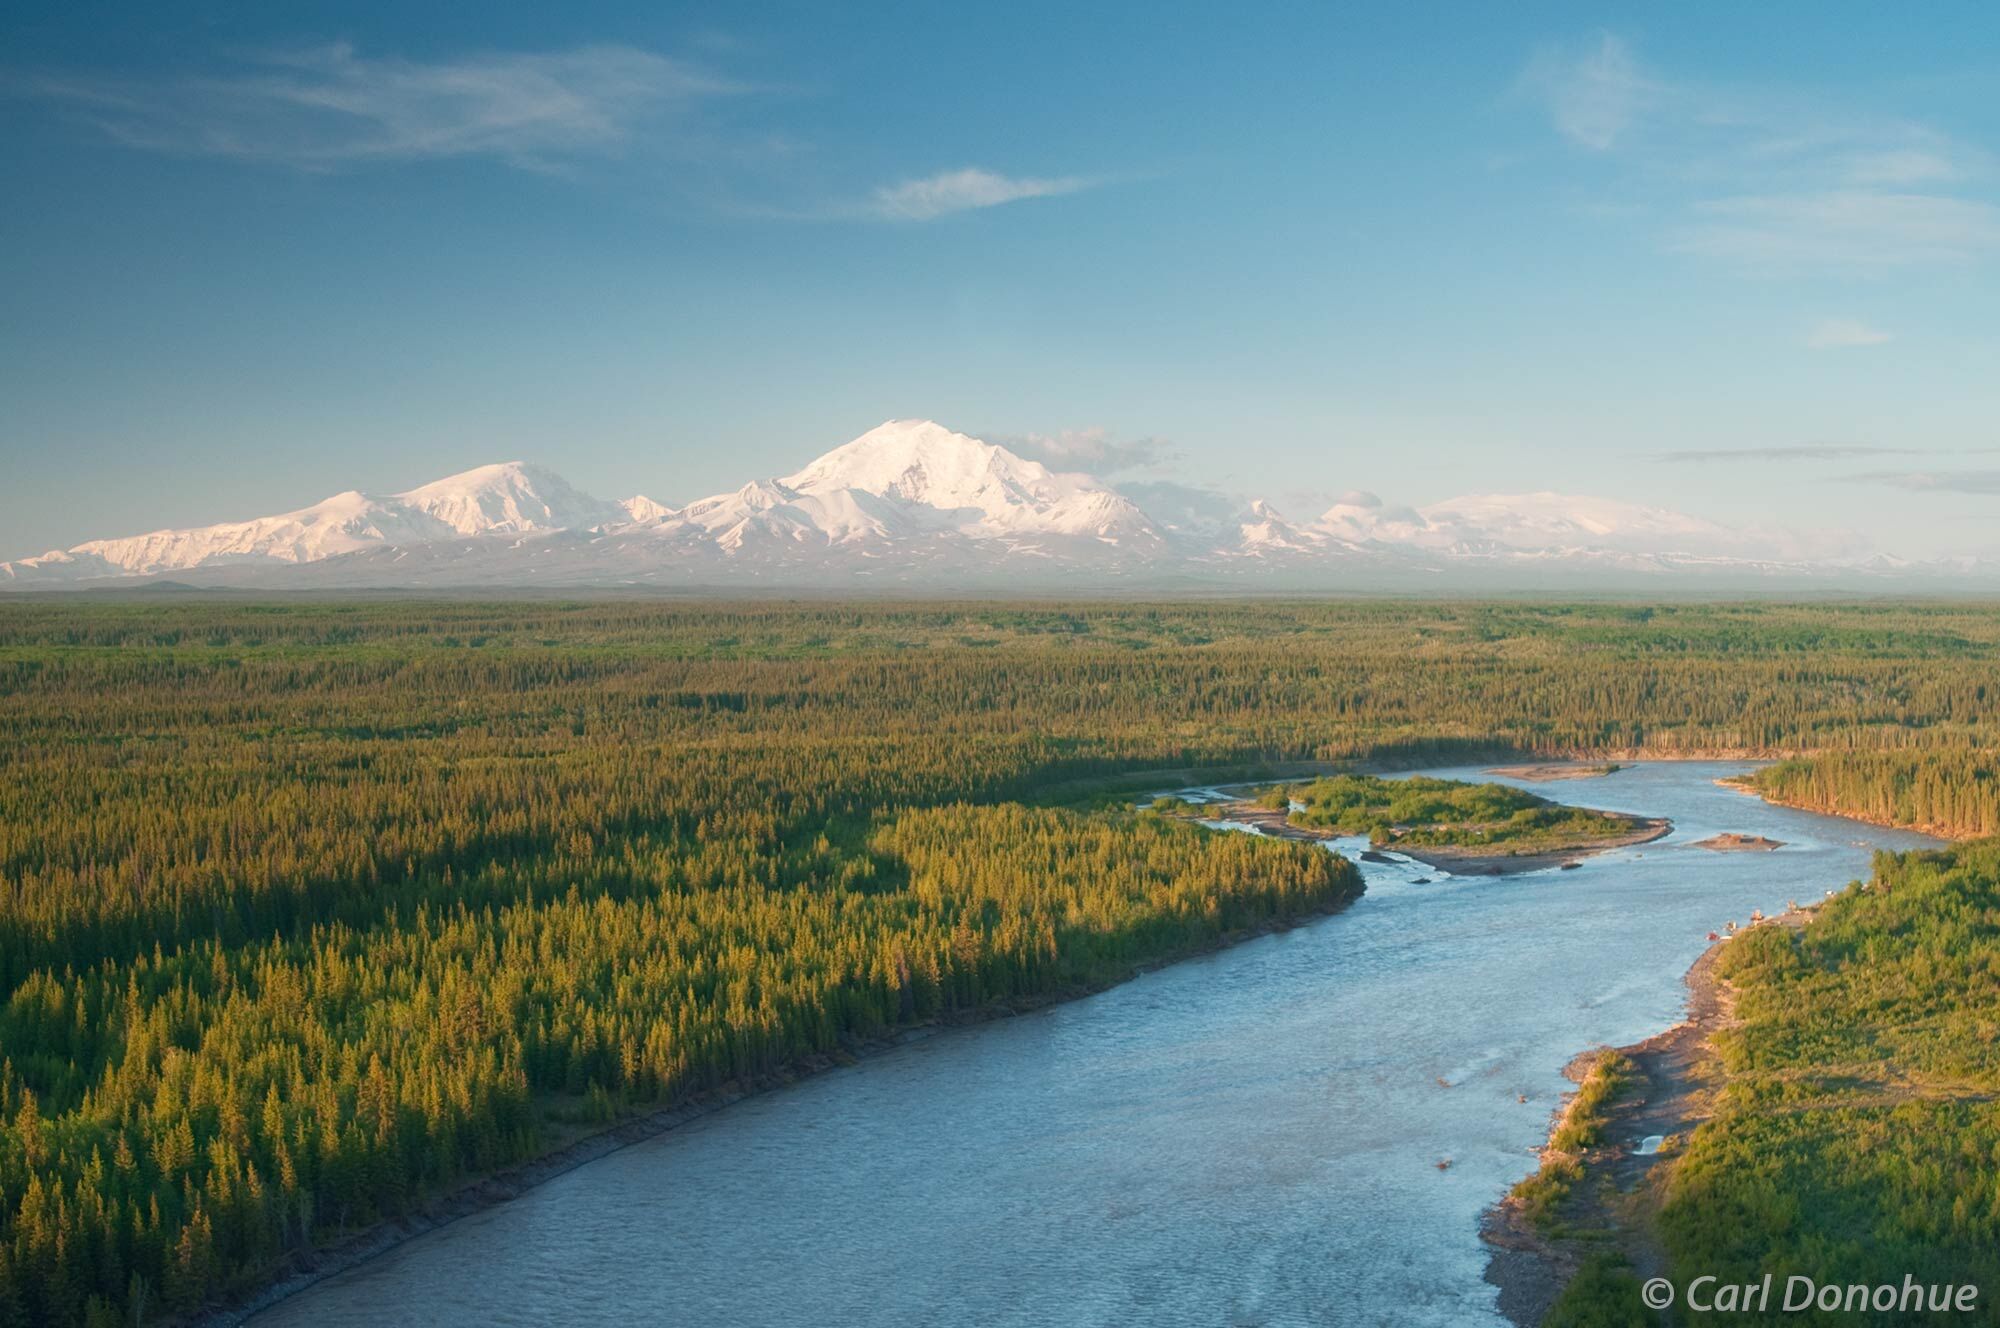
249,764 -> 1935,1327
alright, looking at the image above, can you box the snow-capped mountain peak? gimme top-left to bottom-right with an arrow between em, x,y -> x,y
620,495 -> 677,525
55,490 -> 460,577
1,461 -> 626,582
1417,491 -> 1732,553
1300,489 -> 1836,564
768,419 -> 1157,542
1235,500 -> 1323,556
782,419 -> 1021,504
394,461 -> 622,536
0,419 -> 1919,589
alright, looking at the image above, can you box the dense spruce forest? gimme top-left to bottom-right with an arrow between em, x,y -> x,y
1659,840 -> 2000,1314
1744,751 -> 2000,839
4,596 -> 2000,1325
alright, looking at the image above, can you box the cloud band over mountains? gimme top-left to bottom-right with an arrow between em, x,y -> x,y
1843,470 -> 2000,495
1651,445 -> 1914,464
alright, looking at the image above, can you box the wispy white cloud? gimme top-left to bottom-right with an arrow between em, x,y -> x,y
869,168 -> 1091,221
1000,426 -> 1178,473
1678,192 -> 2000,268
1519,35 -> 1998,271
1108,480 -> 1242,532
14,46 -> 1100,226
10,43 -> 734,170
1805,317 -> 1893,349
1841,148 -> 1962,186
1515,33 -> 1654,151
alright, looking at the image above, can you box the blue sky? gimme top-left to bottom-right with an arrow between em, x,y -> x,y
4,1 -> 2000,560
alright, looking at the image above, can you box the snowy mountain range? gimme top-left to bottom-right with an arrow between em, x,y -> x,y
0,419 -> 1969,591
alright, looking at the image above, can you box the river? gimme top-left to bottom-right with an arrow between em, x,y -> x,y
251,762 -> 1938,1327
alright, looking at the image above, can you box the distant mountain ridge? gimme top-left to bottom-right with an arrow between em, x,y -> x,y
0,419 -> 1963,590
6,461 -> 651,581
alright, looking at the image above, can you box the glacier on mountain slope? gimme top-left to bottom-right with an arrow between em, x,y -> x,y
0,418 -> 1914,588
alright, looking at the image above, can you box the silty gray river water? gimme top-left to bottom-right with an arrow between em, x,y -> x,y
251,763 -> 1938,1327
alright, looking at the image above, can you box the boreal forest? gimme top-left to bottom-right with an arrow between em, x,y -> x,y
3,598 -> 1999,1326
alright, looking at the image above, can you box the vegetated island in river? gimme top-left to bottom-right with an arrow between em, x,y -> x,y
1153,773 -> 1670,875
1691,832 -> 1784,852
1486,762 -> 1626,783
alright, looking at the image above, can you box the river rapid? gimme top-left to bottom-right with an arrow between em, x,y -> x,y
252,763 -> 1938,1328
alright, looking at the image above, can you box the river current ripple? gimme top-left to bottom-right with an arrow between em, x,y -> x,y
254,763 -> 1937,1328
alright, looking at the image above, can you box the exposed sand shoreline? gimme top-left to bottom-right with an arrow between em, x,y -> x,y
1481,919 -> 1751,1326
1486,778 -> 1964,1323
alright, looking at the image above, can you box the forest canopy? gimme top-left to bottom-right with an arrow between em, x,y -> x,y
1654,839 -> 2000,1322
3,596 -> 2000,1325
